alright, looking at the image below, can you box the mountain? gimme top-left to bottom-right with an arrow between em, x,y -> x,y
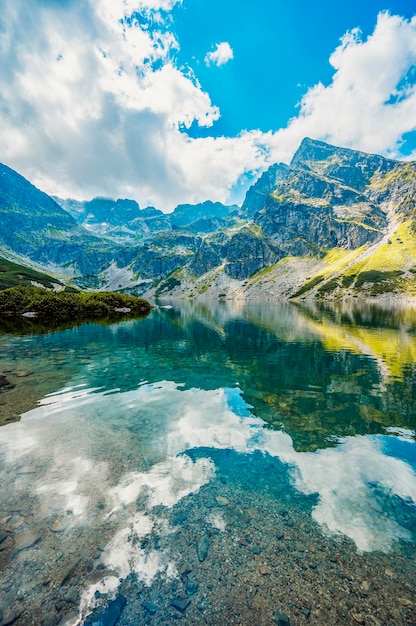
0,164 -> 134,277
151,138 -> 416,300
55,197 -> 171,242
1,139 -> 416,300
55,197 -> 240,242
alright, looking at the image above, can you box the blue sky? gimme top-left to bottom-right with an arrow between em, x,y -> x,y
172,0 -> 415,136
0,0 -> 415,210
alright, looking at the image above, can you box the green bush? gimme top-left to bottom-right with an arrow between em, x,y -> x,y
0,286 -> 152,318
355,270 -> 404,289
291,274 -> 324,298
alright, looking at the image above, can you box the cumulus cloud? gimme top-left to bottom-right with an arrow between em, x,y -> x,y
204,41 -> 234,67
264,12 -> 416,163
0,5 -> 415,210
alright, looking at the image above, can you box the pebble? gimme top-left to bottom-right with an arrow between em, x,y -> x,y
216,496 -> 229,506
259,565 -> 272,576
170,597 -> 191,613
14,371 -> 32,377
59,559 -> 81,586
84,595 -> 126,626
14,531 -> 41,551
6,515 -> 24,529
142,601 -> 158,615
179,563 -> 192,577
0,530 -> 9,544
185,576 -> 199,596
17,466 -> 36,475
197,532 -> 210,562
50,519 -> 66,533
274,609 -> 290,625
1,609 -> 22,625
64,587 -> 78,604
351,613 -> 365,624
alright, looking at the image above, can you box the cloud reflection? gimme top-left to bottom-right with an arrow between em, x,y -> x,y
0,378 -> 415,624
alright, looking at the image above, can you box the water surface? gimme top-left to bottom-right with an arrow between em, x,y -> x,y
0,301 -> 415,625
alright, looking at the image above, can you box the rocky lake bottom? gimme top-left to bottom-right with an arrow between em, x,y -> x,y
0,300 -> 415,626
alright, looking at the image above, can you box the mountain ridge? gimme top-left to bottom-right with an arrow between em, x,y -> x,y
1,138 -> 416,301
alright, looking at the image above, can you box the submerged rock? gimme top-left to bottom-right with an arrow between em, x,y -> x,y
274,609 -> 291,625
14,531 -> 41,551
84,595 -> 126,626
142,601 -> 158,615
0,374 -> 14,392
1,608 -> 22,625
170,597 -> 191,613
196,532 -> 210,562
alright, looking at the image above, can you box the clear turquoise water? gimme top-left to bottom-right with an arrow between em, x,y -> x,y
0,301 -> 415,625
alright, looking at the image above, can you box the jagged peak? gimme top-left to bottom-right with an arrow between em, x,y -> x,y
290,137 -> 400,171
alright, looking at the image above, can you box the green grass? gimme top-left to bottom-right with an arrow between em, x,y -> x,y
0,286 -> 152,318
354,270 -> 404,289
370,164 -> 416,190
291,274 -> 325,298
0,257 -> 64,290
155,275 -> 181,296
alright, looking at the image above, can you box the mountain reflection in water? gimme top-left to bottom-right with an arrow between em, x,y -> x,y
0,300 -> 415,625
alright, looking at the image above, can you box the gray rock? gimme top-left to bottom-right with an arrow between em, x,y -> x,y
170,597 -> 191,613
14,531 -> 40,551
142,601 -> 158,615
84,596 -> 126,626
196,532 -> 210,562
1,609 -> 21,625
64,586 -> 78,604
274,610 -> 291,625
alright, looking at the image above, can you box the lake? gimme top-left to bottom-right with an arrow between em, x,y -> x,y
0,300 -> 415,626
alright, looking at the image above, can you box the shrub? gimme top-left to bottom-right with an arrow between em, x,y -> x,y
0,286 -> 152,318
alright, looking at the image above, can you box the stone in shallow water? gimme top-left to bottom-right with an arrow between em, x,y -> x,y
0,373 -> 14,392
5,515 -> 24,529
50,519 -> 66,533
215,495 -> 229,506
170,597 -> 191,613
84,596 -> 126,626
1,608 -> 22,625
14,531 -> 40,551
274,610 -> 290,625
142,601 -> 158,615
17,467 -> 36,475
0,530 -> 9,544
196,532 -> 210,562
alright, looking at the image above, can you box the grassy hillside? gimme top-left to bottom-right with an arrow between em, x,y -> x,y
0,256 -> 66,290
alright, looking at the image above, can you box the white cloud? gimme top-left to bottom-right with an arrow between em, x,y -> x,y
0,6 -> 415,210
263,12 -> 416,164
204,41 -> 234,67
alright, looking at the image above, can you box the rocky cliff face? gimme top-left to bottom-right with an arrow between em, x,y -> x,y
2,139 -> 416,300
251,163 -> 387,256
